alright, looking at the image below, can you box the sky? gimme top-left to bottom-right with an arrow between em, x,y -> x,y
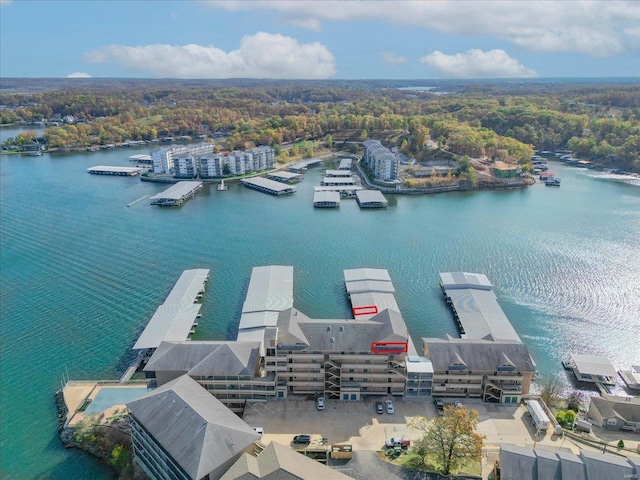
1,0 -> 639,80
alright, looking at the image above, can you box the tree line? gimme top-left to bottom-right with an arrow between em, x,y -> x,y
2,81 -> 638,171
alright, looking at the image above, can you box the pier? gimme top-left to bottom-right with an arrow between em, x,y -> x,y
127,194 -> 149,207
241,177 -> 296,195
149,181 -> 203,206
288,158 -> 322,173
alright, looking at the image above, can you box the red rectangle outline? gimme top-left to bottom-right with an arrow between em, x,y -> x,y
370,341 -> 409,354
352,305 -> 378,316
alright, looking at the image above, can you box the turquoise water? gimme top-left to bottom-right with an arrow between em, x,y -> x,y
1,137 -> 639,479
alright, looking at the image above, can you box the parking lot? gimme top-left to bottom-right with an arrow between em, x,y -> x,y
242,396 -> 563,453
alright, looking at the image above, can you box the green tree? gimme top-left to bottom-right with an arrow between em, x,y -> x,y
359,129 -> 368,141
324,134 -> 334,148
409,406 -> 484,475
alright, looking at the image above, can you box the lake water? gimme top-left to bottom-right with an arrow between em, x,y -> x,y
1,133 -> 639,479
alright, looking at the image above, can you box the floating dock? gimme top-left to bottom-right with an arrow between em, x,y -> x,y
267,171 -> 303,183
322,176 -> 355,186
241,177 -> 296,195
133,268 -> 210,356
619,366 -> 640,391
87,166 -> 144,176
313,191 -> 340,208
338,158 -> 352,170
289,158 -> 322,173
325,169 -> 352,178
128,154 -> 153,164
314,185 -> 362,198
149,181 -> 203,206
355,190 -> 388,208
439,272 -> 521,342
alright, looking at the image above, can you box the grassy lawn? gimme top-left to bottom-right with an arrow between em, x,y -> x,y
380,449 -> 482,477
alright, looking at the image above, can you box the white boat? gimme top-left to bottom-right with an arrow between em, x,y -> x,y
545,178 -> 561,186
217,179 -> 228,191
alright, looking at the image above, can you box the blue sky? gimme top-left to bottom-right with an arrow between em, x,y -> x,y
1,0 -> 639,79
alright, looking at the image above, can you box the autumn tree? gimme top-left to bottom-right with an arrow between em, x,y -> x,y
409,406 -> 484,475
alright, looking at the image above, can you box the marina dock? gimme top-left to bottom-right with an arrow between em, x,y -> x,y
241,177 -> 296,195
355,190 -> 388,208
288,158 -> 322,173
149,181 -> 203,206
313,191 -> 340,208
133,268 -> 210,358
87,166 -> 143,176
267,171 -> 303,183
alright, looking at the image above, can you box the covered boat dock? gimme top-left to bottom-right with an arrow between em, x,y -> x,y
87,166 -> 143,176
313,191 -> 340,208
355,190 -> 388,208
439,272 -> 521,342
133,269 -> 210,357
149,181 -> 203,206
241,177 -> 297,195
267,171 -> 303,183
289,159 -> 322,173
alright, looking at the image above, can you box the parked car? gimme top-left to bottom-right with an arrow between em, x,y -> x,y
385,399 -> 395,414
252,427 -> 264,435
385,437 -> 411,448
316,397 -> 325,411
434,398 -> 445,415
292,435 -> 311,444
454,401 -> 463,408
375,401 -> 384,414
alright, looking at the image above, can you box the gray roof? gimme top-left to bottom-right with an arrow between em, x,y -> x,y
344,268 -> 392,283
313,191 -> 340,204
241,177 -> 297,193
439,272 -> 493,290
127,375 -> 260,480
276,307 -> 409,353
570,354 -> 617,378
241,266 -> 293,314
239,311 -> 280,330
87,166 -> 143,174
221,441 -> 352,479
133,269 -> 209,350
149,181 -> 203,201
350,292 -> 399,317
144,341 -> 260,377
590,396 -> 640,423
325,169 -> 352,177
363,139 -> 397,163
345,280 -> 396,295
423,337 -> 536,373
267,171 -> 302,180
355,190 -> 388,205
338,158 -> 352,169
322,176 -> 355,184
499,445 -> 637,480
444,285 -> 521,342
313,185 -> 362,192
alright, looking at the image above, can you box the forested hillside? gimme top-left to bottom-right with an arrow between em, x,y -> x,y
1,79 -> 638,171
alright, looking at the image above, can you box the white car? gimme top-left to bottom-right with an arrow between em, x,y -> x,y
454,401 -> 463,408
317,397 -> 325,410
385,399 -> 395,414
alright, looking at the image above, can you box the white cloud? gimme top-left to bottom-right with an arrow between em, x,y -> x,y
207,1 -> 640,57
66,72 -> 92,78
421,49 -> 537,78
381,52 -> 407,65
83,32 -> 336,79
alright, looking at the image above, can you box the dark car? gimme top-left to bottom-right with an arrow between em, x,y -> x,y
292,435 -> 311,444
434,398 -> 445,415
375,401 -> 384,414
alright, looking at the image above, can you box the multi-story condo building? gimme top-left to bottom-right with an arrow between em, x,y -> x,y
421,272 -> 537,403
197,154 -> 225,178
173,155 -> 197,178
152,143 -> 215,174
363,139 -> 399,181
